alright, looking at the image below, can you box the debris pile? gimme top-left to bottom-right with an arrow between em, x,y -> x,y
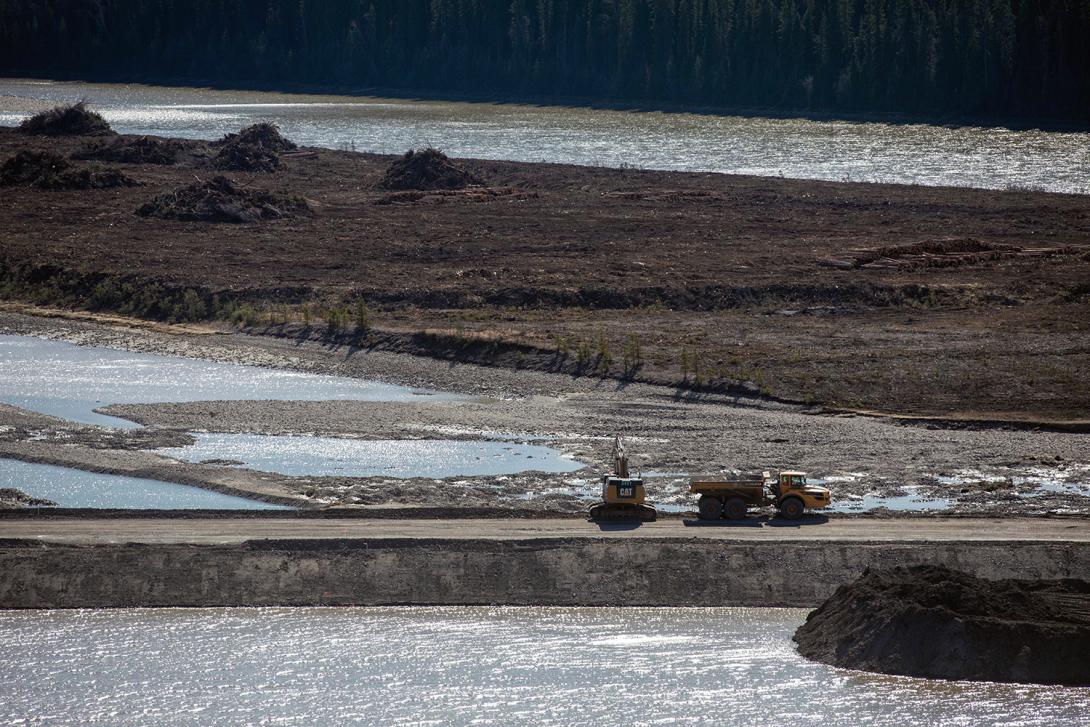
18,101 -> 115,136
214,123 -> 297,172
0,150 -> 137,190
74,136 -> 183,165
794,565 -> 1090,685
136,175 -> 312,223
378,148 -> 483,191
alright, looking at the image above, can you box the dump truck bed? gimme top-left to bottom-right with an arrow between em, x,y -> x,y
689,478 -> 769,504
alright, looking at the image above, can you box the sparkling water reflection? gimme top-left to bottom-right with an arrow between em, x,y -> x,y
0,334 -> 454,428
0,457 -> 290,509
158,433 -> 585,478
0,607 -> 1085,726
2,79 -> 1088,193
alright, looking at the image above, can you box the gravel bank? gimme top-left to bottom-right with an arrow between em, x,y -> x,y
2,310 -> 1089,515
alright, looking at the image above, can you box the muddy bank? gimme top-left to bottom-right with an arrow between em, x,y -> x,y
794,566 -> 1090,685
1,538 -> 1088,609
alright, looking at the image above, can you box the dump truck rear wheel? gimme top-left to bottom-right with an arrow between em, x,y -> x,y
697,496 -> 722,520
724,497 -> 747,520
779,497 -> 805,520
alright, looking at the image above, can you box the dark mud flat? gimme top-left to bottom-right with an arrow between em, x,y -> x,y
794,565 -> 1090,685
0,126 -> 1088,421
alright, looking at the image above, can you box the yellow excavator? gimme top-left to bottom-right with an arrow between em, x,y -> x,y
588,437 -> 657,522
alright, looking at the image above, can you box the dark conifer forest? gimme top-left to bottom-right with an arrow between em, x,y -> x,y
1,0 -> 1087,121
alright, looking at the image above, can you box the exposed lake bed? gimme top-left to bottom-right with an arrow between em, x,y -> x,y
1,311 -> 1088,516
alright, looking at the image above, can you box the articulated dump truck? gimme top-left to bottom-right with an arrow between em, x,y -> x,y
690,471 -> 831,520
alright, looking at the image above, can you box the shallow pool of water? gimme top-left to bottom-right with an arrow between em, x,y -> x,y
0,606 -> 1085,726
158,433 -> 585,478
0,458 -> 289,509
828,487 -> 952,513
2,78 -> 1088,193
0,334 -> 454,428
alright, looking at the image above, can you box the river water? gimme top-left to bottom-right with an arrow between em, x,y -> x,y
1,606 -> 1085,726
1,78 -> 1088,193
0,458 -> 289,510
0,334 -> 585,507
0,333 -> 451,429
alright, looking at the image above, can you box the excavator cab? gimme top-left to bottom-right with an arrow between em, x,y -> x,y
588,437 -> 657,522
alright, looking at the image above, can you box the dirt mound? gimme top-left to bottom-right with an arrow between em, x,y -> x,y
213,123 -> 297,172
73,136 -> 183,165
136,175 -> 312,223
0,488 -> 56,508
794,565 -> 1090,685
378,148 -> 483,191
0,151 -> 138,190
18,101 -> 114,137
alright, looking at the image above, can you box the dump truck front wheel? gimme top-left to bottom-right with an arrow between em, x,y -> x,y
724,496 -> 748,520
697,496 -> 722,520
779,497 -> 805,520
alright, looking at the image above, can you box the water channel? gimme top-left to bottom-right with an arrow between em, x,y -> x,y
0,335 -> 583,507
1,606 -> 1085,726
1,78 -> 1088,193
0,458 -> 288,510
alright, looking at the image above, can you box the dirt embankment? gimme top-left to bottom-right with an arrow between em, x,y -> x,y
794,565 -> 1090,685
1,538 -> 1087,609
0,123 -> 1088,420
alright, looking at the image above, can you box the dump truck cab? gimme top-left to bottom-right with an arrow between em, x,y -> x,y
689,470 -> 831,520
772,471 -> 830,518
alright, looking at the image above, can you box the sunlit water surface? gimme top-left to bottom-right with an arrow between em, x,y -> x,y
1,607 -> 1086,726
0,334 -> 453,428
0,458 -> 289,509
158,433 -> 584,478
1,78 -> 1088,193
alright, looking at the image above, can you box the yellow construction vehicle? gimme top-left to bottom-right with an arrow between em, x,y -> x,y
588,437 -> 657,522
690,470 -> 830,520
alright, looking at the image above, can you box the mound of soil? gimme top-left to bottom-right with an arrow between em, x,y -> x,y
136,175 -> 312,223
214,123 -> 297,172
378,148 -> 483,191
0,151 -> 138,190
73,136 -> 182,165
794,565 -> 1090,685
0,488 -> 56,508
18,101 -> 114,137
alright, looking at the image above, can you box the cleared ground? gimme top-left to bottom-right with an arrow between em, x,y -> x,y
1,126 -> 1088,419
4,516 -> 1088,544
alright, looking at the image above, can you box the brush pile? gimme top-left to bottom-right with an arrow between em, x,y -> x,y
378,148 -> 483,190
18,101 -> 114,136
214,123 -> 297,172
74,136 -> 183,165
136,175 -> 312,223
0,150 -> 137,190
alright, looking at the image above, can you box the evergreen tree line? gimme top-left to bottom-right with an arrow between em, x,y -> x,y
1,0 -> 1087,121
